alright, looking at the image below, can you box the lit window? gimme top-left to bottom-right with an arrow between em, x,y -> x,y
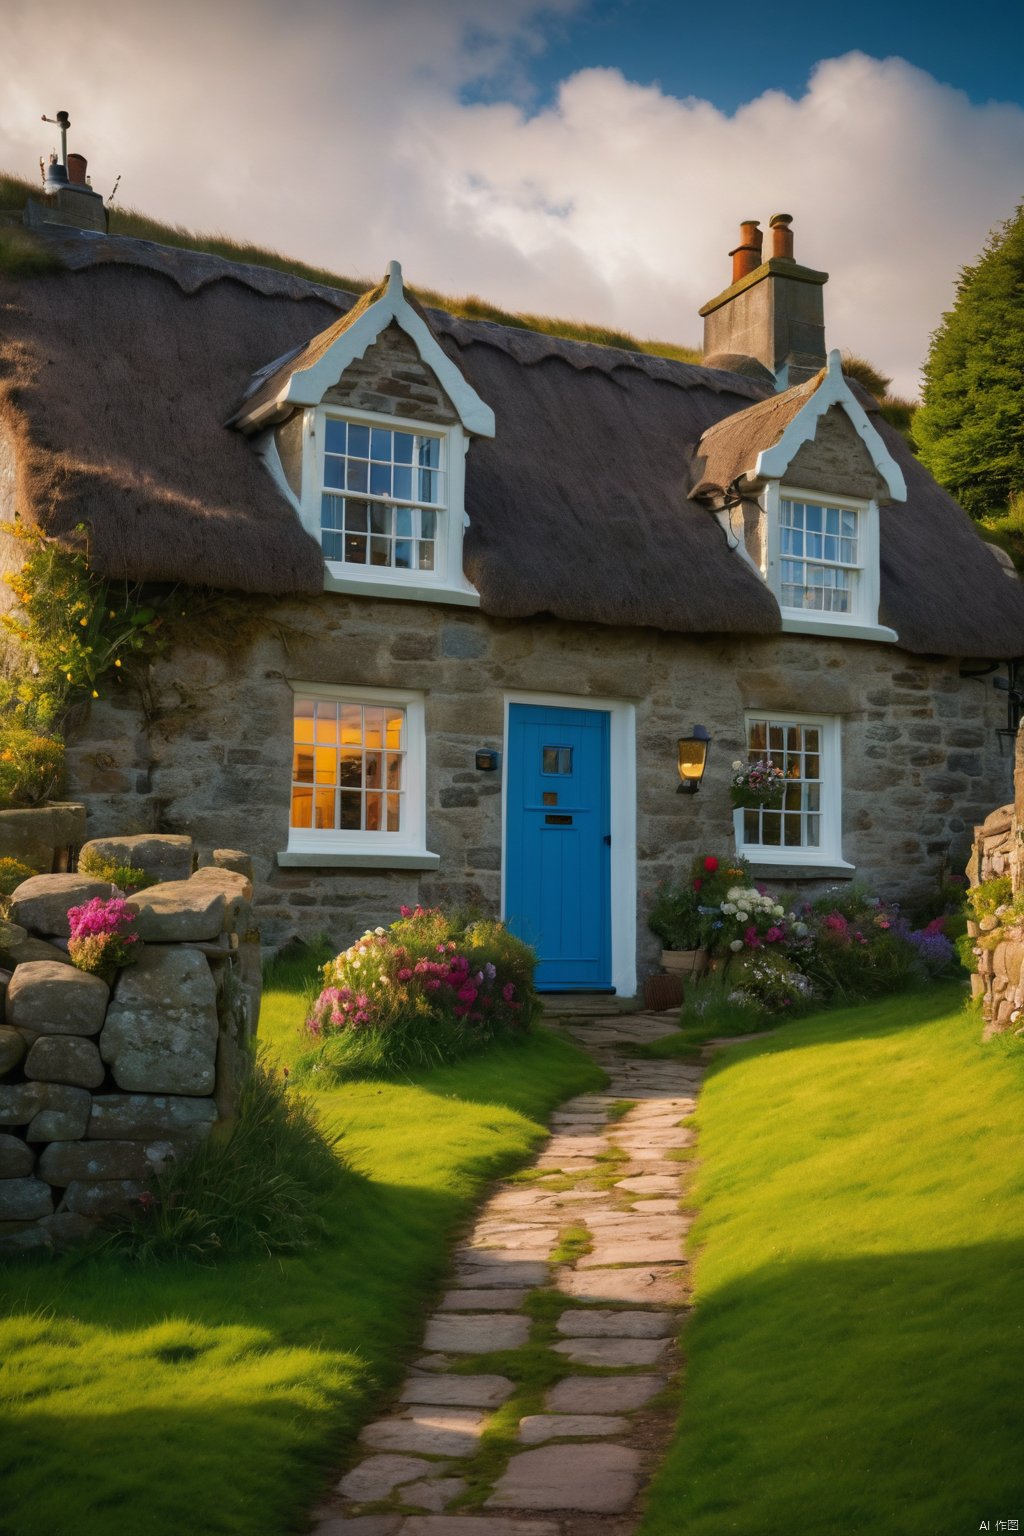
287,685 -> 430,860
292,698 -> 405,835
321,419 -> 444,575
735,713 -> 848,867
779,498 -> 859,614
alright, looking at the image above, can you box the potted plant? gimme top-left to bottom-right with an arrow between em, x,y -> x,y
648,855 -> 739,978
729,757 -> 786,810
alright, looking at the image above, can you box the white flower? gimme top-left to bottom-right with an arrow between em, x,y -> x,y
736,911 -> 749,923
794,922 -> 808,937
721,902 -> 736,915
351,958 -> 361,969
732,759 -> 742,770
375,926 -> 386,935
773,905 -> 784,918
729,939 -> 744,952
727,887 -> 744,902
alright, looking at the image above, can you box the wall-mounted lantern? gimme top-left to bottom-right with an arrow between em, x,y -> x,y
677,725 -> 711,794
476,748 -> 500,772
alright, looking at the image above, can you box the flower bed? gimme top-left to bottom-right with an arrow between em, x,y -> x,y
299,906 -> 540,1079
652,854 -> 960,1019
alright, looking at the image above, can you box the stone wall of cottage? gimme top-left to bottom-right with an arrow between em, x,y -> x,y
0,836 -> 260,1255
62,594 -> 1011,984
966,729 -> 1024,1037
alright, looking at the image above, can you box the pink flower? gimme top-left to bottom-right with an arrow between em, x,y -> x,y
397,967 -> 413,981
502,982 -> 516,1001
704,856 -> 719,872
744,925 -> 762,948
399,905 -> 412,917
765,925 -> 783,943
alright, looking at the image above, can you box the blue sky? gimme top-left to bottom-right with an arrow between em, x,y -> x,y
473,0 -> 1024,113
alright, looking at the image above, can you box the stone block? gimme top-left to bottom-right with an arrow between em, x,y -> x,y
88,1091 -> 217,1144
486,1443 -> 640,1513
24,1035 -> 103,1089
210,849 -> 254,880
38,1138 -> 176,1184
6,962 -> 110,1037
0,934 -> 73,968
9,875 -> 116,938
39,1211 -> 97,1250
27,1085 -> 92,1141
0,1176 -> 54,1220
0,1025 -> 26,1076
0,1082 -> 47,1127
101,946 -> 218,1094
60,1179 -> 147,1217
0,1133 -> 33,1178
0,1223 -> 53,1255
0,803 -> 86,873
78,834 -> 194,884
125,882 -> 225,942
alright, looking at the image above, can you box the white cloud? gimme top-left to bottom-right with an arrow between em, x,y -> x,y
1,4 -> 1022,394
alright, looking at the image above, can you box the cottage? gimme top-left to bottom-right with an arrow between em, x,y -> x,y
2,207 -> 1022,996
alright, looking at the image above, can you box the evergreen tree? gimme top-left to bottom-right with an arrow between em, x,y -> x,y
915,203 -> 1024,518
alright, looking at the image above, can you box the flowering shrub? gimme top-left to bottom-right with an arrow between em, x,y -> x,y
729,758 -> 785,809
0,857 -> 36,898
67,896 -> 140,979
648,854 -> 750,950
0,724 -> 64,808
718,886 -> 789,952
77,846 -> 156,893
301,907 -> 539,1078
728,951 -> 817,1014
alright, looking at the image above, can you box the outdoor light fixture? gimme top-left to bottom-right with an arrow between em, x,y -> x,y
677,725 -> 711,794
475,748 -> 500,772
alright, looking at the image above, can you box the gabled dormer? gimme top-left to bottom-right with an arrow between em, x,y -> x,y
231,261 -> 495,605
693,350 -> 907,643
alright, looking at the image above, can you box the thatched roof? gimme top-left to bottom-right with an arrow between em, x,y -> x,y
1,225 -> 1022,657
691,371 -> 824,498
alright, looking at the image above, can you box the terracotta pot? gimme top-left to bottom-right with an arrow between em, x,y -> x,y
661,947 -> 709,979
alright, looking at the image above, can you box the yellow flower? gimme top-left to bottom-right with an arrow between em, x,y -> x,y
65,671 -> 72,681
114,659 -> 122,668
91,690 -> 99,698
79,617 -> 88,626
108,611 -> 116,619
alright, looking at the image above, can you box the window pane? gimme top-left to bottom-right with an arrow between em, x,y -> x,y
314,789 -> 336,829
365,751 -> 382,789
783,814 -> 803,846
370,536 -> 391,566
364,707 -> 385,749
807,814 -> 821,846
370,428 -> 391,461
291,787 -> 312,828
748,720 -> 766,754
744,808 -> 760,844
369,504 -> 390,536
370,462 -> 391,497
324,456 -> 345,490
768,724 -> 784,754
340,706 -> 362,746
294,710 -> 314,745
315,704 -> 338,743
420,510 -> 436,540
293,747 -> 314,784
339,791 -> 361,831
346,502 -> 368,533
418,542 -> 434,571
386,793 -> 401,831
339,749 -> 362,787
393,466 -> 413,502
315,746 -> 337,784
394,431 -> 414,464
324,419 -> 347,455
346,458 -> 368,493
417,435 -> 440,469
345,533 -> 367,563
348,424 -> 369,458
322,530 -> 344,560
385,710 -> 404,749
386,752 -> 403,789
365,793 -> 382,831
760,811 -> 782,846
395,539 -> 413,569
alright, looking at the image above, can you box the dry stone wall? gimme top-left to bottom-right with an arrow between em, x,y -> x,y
0,835 -> 261,1255
966,730 -> 1024,1037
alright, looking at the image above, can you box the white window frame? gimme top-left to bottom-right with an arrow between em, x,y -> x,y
281,681 -> 439,870
762,482 -> 896,643
285,405 -> 479,607
733,711 -> 852,869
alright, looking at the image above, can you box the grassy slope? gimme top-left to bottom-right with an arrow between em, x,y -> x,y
0,170 -> 700,363
0,960 -> 603,1536
640,984 -> 1024,1536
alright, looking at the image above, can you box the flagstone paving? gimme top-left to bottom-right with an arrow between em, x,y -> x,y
309,1009 -> 702,1536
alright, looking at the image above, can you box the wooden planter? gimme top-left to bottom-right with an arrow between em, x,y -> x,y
661,947 -> 709,980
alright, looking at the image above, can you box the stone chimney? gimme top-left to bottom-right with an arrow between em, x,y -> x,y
700,214 -> 828,389
24,112 -> 108,235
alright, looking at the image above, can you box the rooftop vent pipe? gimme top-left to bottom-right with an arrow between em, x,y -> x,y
770,212 -> 794,260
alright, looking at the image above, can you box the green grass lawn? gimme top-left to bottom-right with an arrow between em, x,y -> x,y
640,983 -> 1024,1536
0,956 -> 603,1536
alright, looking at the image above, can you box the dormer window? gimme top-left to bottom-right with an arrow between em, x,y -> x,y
778,497 -> 859,613
321,418 -> 446,577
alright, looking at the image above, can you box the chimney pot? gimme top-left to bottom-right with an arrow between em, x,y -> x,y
729,219 -> 763,283
67,153 -> 88,187
769,213 -> 794,260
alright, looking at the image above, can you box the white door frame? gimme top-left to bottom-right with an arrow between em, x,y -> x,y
501,691 -> 637,998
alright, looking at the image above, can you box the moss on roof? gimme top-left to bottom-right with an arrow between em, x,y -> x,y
0,170 -> 701,365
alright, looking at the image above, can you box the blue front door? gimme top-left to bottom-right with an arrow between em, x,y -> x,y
505,703 -> 611,990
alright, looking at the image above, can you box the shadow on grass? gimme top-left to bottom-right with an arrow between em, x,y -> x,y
645,1238 -> 1024,1536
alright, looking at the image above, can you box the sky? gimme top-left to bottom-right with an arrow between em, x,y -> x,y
2,0 -> 1024,396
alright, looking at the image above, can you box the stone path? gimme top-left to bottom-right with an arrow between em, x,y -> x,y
309,1010 -> 703,1536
